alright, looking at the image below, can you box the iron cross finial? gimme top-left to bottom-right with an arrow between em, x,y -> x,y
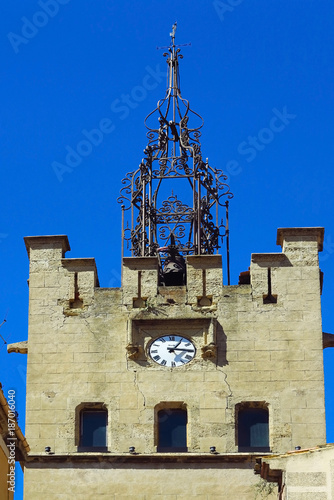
157,23 -> 190,51
170,22 -> 177,41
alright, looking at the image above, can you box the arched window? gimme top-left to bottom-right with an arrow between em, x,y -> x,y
79,408 -> 107,451
237,404 -> 269,452
157,408 -> 187,452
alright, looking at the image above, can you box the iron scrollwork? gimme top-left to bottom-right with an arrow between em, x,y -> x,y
118,25 -> 233,262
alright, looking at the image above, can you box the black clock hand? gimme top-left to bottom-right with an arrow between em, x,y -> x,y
173,348 -> 194,352
168,338 -> 183,353
173,338 -> 183,349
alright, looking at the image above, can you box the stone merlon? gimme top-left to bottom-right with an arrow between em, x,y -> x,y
24,235 -> 71,258
276,227 -> 324,252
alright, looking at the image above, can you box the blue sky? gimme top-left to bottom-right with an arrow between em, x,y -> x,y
1,1 -> 334,498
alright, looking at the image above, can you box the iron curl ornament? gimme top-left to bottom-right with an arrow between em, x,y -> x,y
118,24 -> 233,281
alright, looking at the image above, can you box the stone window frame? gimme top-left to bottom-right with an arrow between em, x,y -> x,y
154,401 -> 189,452
75,402 -> 108,452
235,401 -> 270,452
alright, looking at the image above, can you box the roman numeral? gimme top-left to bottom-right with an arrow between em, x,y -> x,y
169,336 -> 175,341
171,361 -> 176,368
151,350 -> 158,353
153,355 -> 161,361
185,354 -> 193,360
160,338 -> 166,343
185,342 -> 191,346
180,359 -> 186,364
161,360 -> 167,366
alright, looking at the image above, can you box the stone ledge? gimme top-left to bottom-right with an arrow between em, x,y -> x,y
123,257 -> 159,270
323,332 -> 334,349
251,253 -> 290,265
25,452 -> 274,465
7,340 -> 28,354
61,258 -> 97,267
186,255 -> 222,269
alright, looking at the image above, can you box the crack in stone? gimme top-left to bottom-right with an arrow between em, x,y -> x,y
133,370 -> 146,410
216,364 -> 233,408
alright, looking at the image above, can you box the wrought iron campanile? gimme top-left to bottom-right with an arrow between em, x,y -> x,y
119,24 -> 233,283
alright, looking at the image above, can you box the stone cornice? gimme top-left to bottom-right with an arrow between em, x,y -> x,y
25,452 -> 274,465
276,227 -> 324,251
24,235 -> 70,258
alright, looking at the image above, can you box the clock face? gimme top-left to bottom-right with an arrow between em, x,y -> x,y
149,335 -> 196,367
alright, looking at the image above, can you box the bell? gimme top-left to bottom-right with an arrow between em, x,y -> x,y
161,234 -> 186,286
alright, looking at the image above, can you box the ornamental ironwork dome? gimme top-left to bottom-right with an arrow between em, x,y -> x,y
118,24 -> 233,284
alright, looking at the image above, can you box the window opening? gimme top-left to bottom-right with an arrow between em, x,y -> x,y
79,409 -> 107,451
238,407 -> 269,452
157,408 -> 187,452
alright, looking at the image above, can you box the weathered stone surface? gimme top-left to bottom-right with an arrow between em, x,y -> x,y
21,228 -> 326,498
258,444 -> 334,500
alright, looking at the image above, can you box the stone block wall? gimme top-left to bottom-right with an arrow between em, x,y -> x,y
259,444 -> 334,500
22,227 -> 326,498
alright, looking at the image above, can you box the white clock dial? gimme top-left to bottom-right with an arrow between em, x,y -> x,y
149,335 -> 196,367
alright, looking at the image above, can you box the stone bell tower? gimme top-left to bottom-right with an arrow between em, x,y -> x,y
12,25 -> 328,499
